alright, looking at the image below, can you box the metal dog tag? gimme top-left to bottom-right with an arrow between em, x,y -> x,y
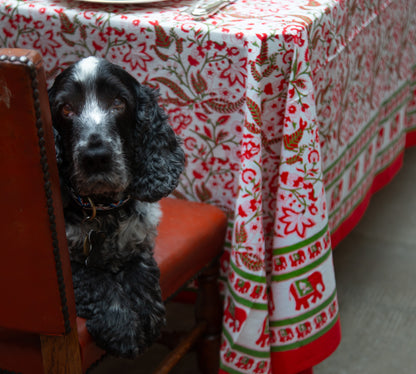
84,230 -> 106,266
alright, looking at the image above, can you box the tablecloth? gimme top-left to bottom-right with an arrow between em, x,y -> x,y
1,0 -> 416,373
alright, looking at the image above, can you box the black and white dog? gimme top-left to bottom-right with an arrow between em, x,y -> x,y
48,57 -> 185,357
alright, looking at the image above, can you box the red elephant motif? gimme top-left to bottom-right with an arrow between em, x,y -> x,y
329,299 -> 337,318
364,143 -> 374,171
376,127 -> 385,149
278,328 -> 294,342
289,271 -> 325,310
308,241 -> 322,259
274,255 -> 287,271
348,160 -> 360,189
234,278 -> 250,293
323,232 -> 330,249
253,360 -> 268,374
250,285 -> 264,299
255,317 -> 270,347
236,356 -> 254,370
296,321 -> 312,338
224,297 -> 247,332
223,349 -> 237,363
314,311 -> 328,329
289,250 -> 306,267
389,113 -> 401,140
330,180 -> 343,211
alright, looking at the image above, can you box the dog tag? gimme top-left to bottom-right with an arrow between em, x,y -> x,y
84,230 -> 106,267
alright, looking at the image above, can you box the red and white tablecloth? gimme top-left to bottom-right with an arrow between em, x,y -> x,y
1,0 -> 416,373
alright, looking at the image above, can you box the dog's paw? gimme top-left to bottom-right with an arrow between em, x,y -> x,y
86,304 -> 151,358
74,301 -> 94,318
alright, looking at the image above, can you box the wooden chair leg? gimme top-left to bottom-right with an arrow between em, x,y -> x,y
153,321 -> 207,374
195,259 -> 223,374
40,327 -> 83,374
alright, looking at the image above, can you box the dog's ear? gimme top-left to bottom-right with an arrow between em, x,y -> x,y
48,84 -> 71,207
48,84 -> 65,167
52,126 -> 71,207
130,85 -> 185,202
52,127 -> 63,166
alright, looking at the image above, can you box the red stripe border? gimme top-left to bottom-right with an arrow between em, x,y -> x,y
218,131 -> 416,374
405,129 -> 416,147
332,127 -> 416,248
331,143 -> 407,248
269,319 -> 341,374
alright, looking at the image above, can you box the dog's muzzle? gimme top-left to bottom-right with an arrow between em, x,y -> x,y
79,134 -> 113,174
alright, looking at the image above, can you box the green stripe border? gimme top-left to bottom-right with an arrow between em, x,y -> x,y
222,328 -> 271,359
229,260 -> 267,283
329,132 -> 404,228
324,80 -> 411,177
271,312 -> 339,352
226,280 -> 268,310
271,248 -> 332,282
272,224 -> 329,255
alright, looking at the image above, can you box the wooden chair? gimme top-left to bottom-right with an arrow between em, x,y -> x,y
0,48 -> 227,374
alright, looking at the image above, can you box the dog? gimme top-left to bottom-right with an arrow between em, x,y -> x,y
48,57 -> 185,358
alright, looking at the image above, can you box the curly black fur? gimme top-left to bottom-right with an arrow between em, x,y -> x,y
48,57 -> 185,358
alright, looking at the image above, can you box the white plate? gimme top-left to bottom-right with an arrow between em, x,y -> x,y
77,0 -> 168,4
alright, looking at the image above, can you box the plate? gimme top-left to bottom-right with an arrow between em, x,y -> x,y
77,0 -> 168,4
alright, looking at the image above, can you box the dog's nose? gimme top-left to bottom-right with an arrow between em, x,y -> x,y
88,133 -> 104,148
81,135 -> 112,173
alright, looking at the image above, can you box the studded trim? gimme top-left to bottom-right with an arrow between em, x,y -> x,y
0,368 -> 21,374
0,53 -> 71,334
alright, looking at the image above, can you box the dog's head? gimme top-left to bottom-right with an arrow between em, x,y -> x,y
48,57 -> 185,203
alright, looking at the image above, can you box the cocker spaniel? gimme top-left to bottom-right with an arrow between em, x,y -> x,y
48,57 -> 185,358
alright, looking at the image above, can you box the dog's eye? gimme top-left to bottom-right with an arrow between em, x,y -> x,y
111,98 -> 126,112
61,104 -> 74,118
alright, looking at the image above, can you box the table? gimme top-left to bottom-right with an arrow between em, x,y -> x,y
1,0 -> 415,373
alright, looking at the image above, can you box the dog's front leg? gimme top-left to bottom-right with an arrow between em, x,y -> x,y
86,286 -> 143,358
71,261 -> 111,318
116,255 -> 166,351
71,261 -> 144,358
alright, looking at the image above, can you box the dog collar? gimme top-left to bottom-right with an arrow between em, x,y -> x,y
74,194 -> 131,211
69,188 -> 132,217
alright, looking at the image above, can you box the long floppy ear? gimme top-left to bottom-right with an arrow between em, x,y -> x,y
130,85 -> 185,202
48,84 -> 71,208
52,126 -> 63,166
48,82 -> 67,174
52,126 -> 71,208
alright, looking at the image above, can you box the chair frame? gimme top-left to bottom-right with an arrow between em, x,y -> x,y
0,49 -> 225,374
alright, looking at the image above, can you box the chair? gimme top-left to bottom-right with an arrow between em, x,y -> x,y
0,48 -> 227,374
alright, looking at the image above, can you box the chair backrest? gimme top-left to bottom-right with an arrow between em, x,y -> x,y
0,49 -> 76,335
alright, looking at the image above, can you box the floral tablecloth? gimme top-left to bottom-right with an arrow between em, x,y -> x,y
1,0 -> 416,373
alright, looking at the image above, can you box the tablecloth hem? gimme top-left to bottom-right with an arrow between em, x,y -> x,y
330,146 -> 406,248
270,318 -> 341,374
218,319 -> 341,374
405,129 -> 416,147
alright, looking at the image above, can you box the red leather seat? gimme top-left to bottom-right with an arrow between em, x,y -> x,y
0,48 -> 227,374
77,198 -> 227,372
